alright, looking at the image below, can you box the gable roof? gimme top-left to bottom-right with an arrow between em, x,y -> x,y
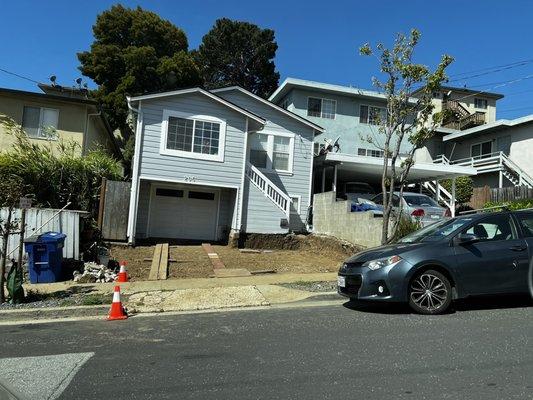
269,77 -> 388,103
128,87 -> 266,125
442,115 -> 533,142
211,86 -> 324,132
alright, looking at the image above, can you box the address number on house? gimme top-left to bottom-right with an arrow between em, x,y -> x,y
184,176 -> 197,183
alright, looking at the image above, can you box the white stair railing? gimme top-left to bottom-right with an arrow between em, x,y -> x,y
245,162 -> 292,218
422,181 -> 453,210
501,153 -> 533,188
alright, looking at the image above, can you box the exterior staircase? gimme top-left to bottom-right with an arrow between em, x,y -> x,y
434,151 -> 533,188
422,181 -> 454,211
442,100 -> 486,130
245,162 -> 292,218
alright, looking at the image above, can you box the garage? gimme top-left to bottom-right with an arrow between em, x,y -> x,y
148,185 -> 219,241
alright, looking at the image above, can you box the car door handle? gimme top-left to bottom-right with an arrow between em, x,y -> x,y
509,245 -> 527,251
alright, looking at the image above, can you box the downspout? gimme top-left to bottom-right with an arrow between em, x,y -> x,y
126,97 -> 143,245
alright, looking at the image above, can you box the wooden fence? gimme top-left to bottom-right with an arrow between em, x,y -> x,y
0,207 -> 88,259
98,179 -> 131,241
470,185 -> 533,208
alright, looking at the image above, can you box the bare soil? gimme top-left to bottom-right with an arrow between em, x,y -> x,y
109,235 -> 361,280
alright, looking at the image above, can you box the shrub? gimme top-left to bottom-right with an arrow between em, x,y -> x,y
0,115 -> 122,216
483,199 -> 533,211
391,217 -> 422,243
440,176 -> 474,204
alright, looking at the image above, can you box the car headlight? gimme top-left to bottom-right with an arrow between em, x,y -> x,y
363,255 -> 402,270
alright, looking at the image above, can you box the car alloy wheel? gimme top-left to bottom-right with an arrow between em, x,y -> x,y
408,270 -> 452,314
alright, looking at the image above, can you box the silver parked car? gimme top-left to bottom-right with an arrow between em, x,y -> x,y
370,191 -> 450,226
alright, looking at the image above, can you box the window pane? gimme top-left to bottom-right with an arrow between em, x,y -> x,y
250,150 -> 268,168
357,148 -> 367,156
307,98 -> 322,117
481,141 -> 492,156
41,108 -> 59,137
321,99 -> 336,119
360,105 -> 368,124
167,117 -> 193,151
188,191 -> 215,200
368,106 -> 386,125
22,106 -> 40,138
273,136 -> 290,152
250,133 -> 269,168
465,215 -> 515,241
516,212 -> 533,238
193,120 -> 220,155
290,197 -> 300,214
471,144 -> 481,157
272,152 -> 289,170
156,188 -> 183,197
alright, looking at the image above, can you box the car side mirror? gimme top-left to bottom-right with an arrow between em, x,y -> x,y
455,233 -> 480,246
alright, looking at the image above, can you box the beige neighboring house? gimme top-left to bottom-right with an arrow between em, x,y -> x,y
0,83 -> 121,158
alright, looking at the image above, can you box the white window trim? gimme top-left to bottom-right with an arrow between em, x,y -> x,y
306,97 -> 337,119
160,109 -> 226,162
249,130 -> 295,175
23,106 -> 59,140
360,104 -> 387,125
470,140 -> 493,158
290,195 -> 301,215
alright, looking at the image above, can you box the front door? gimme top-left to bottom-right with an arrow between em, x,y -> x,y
453,213 -> 529,295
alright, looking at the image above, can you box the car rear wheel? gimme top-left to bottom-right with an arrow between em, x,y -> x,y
408,270 -> 452,315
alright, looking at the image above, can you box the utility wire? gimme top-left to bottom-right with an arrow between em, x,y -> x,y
0,67 -> 41,84
448,58 -> 533,81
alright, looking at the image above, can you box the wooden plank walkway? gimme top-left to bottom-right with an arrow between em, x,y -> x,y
148,243 -> 169,280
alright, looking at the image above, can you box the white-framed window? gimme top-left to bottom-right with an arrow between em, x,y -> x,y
360,105 -> 387,125
160,109 -> 226,162
474,98 -> 488,109
313,142 -> 325,156
249,131 -> 294,174
471,140 -> 492,158
307,97 -> 336,119
22,106 -> 59,139
357,147 -> 384,158
290,195 -> 301,215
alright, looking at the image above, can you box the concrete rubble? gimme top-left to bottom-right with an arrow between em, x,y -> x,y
73,262 -> 117,284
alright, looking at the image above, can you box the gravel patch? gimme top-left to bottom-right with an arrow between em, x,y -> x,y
278,280 -> 337,293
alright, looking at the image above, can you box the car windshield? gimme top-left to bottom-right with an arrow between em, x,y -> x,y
403,195 -> 439,207
398,217 -> 474,243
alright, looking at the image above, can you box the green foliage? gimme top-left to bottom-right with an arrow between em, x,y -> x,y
484,199 -> 533,211
195,18 -> 280,98
0,115 -> 121,216
440,176 -> 474,204
359,28 -> 453,244
77,4 -> 202,133
391,217 -> 422,243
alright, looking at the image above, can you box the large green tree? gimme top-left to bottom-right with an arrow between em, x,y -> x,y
78,5 -> 202,140
195,18 -> 280,98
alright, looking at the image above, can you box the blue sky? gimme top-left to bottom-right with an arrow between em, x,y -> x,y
1,0 -> 532,118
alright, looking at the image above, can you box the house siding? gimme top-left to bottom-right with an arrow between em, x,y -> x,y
216,89 -> 315,230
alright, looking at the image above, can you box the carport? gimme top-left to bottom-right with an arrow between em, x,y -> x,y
314,153 -> 477,216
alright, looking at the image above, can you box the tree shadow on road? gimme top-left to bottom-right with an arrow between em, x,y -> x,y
343,294 -> 533,315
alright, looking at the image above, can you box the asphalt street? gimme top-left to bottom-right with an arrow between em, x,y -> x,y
0,296 -> 532,400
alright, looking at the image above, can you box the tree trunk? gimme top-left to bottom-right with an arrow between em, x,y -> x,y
0,208 -> 12,303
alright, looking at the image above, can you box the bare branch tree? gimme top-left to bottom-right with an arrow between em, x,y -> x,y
359,29 -> 453,244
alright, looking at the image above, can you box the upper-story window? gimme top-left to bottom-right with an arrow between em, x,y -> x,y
474,98 -> 488,109
249,132 -> 294,174
160,109 -> 226,162
358,147 -> 384,158
471,140 -> 492,158
22,106 -> 59,139
360,105 -> 387,125
307,97 -> 336,119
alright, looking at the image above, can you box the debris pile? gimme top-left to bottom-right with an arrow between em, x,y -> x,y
73,262 -> 117,283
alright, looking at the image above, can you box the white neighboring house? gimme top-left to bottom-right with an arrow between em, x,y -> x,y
126,86 -> 323,244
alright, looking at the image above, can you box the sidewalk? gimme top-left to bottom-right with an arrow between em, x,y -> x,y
0,272 -> 339,324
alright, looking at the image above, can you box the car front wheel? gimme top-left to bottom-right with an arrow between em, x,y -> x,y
408,270 -> 452,315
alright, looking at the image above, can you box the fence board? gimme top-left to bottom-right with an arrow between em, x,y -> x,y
469,186 -> 491,209
0,207 -> 87,260
491,186 -> 533,203
101,180 -> 131,241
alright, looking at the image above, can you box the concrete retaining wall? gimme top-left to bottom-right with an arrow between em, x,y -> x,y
313,192 -> 384,248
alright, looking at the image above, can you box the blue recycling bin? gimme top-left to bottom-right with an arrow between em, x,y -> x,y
24,232 -> 67,283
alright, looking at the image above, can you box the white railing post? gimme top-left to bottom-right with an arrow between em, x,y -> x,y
451,178 -> 456,217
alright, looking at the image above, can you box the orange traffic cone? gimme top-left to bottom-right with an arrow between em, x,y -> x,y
107,285 -> 127,321
116,260 -> 128,283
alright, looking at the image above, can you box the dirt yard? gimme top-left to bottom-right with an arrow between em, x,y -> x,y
109,234 -> 362,280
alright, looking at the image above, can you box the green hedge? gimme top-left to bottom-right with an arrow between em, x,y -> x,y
483,199 -> 533,211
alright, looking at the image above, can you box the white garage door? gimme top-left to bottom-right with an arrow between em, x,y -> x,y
148,186 -> 219,241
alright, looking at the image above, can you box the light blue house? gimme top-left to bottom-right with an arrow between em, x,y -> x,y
270,78 -> 475,213
126,86 -> 323,243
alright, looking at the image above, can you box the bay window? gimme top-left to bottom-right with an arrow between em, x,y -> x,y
249,132 -> 294,174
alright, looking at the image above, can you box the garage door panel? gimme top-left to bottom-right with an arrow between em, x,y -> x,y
149,185 -> 219,241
